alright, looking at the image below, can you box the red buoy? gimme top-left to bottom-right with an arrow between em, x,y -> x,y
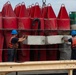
42,4 -> 58,60
18,2 -> 31,62
31,3 -> 46,61
2,1 -> 17,61
57,4 -> 70,30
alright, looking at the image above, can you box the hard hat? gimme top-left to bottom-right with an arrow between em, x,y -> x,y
71,30 -> 76,36
11,30 -> 18,35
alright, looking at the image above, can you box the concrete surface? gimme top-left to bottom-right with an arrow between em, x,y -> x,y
7,70 -> 68,75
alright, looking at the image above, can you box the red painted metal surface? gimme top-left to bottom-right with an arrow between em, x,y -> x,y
30,4 -> 35,18
42,4 -> 58,60
45,4 -> 57,30
0,13 -> 4,62
42,6 -> 47,18
18,18 -> 31,29
26,6 -> 31,17
14,3 -> 21,17
2,2 -> 17,29
0,32 -> 4,62
34,3 -> 42,18
57,4 -> 70,30
18,31 -> 30,62
2,1 -> 17,61
31,3 -> 46,61
18,3 -> 31,62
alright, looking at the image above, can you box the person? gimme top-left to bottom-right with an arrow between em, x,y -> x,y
62,30 -> 76,60
62,30 -> 76,75
8,29 -> 27,62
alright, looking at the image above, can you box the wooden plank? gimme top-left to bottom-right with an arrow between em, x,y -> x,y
0,73 -> 6,75
68,70 -> 73,75
0,60 -> 76,72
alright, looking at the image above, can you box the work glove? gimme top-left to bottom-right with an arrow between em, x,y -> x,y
61,36 -> 68,42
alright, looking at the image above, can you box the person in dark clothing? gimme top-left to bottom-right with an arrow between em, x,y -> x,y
8,29 -> 27,62
68,38 -> 76,59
